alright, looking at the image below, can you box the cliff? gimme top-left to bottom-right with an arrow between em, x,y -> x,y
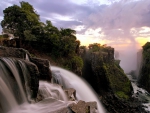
82,46 -> 132,99
138,42 -> 150,92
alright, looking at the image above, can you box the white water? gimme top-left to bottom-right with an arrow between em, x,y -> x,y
51,66 -> 106,113
25,54 -> 30,61
1,58 -> 27,102
0,78 -> 18,111
8,81 -> 72,113
0,57 -> 105,113
127,75 -> 150,112
39,81 -> 68,101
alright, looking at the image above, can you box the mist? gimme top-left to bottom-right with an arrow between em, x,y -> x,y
112,41 -> 143,75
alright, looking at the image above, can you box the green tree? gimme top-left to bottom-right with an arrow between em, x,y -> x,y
1,1 -> 40,47
60,28 -> 76,39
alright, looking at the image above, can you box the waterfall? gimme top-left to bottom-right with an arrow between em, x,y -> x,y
51,66 -> 106,113
1,58 -> 27,102
0,58 -> 27,112
39,81 -> 68,101
0,57 -> 105,113
25,54 -> 30,61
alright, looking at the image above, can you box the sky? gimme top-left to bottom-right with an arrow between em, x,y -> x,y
0,0 -> 150,72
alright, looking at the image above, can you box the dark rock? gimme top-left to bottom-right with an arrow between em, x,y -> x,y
101,92 -> 147,113
30,57 -> 52,81
0,46 -> 30,59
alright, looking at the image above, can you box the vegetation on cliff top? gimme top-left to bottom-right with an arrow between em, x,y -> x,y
88,43 -> 132,99
0,1 -> 83,73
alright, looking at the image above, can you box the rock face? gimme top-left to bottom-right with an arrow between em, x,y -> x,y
82,46 -> 132,99
0,46 -> 52,82
0,46 -> 30,59
31,57 -> 52,81
0,46 -> 51,99
138,42 -> 150,92
101,92 -> 146,113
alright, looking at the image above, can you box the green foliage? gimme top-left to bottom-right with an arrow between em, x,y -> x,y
143,42 -> 150,51
1,1 -> 40,43
139,42 -> 150,93
1,1 -> 82,74
1,5 -> 28,38
88,45 -> 131,98
106,64 -> 131,100
116,91 -> 129,100
24,30 -> 36,41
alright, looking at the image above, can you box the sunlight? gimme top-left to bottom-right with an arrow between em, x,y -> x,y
136,37 -> 150,46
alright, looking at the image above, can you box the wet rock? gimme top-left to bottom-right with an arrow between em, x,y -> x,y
86,101 -> 97,113
30,57 -> 52,81
101,92 -> 147,113
64,88 -> 76,101
69,100 -> 90,113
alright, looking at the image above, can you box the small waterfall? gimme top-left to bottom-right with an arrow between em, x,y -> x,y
0,58 -> 27,112
25,54 -> 30,61
51,66 -> 106,113
17,60 -> 31,101
0,78 -> 18,112
1,58 -> 27,102
39,81 -> 68,101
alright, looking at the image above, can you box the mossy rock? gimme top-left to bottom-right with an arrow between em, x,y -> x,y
89,47 -> 132,100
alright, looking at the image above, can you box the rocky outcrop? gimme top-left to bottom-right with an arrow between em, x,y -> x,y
0,46 -> 52,82
30,57 -> 52,81
138,42 -> 150,92
82,46 -> 132,99
69,100 -> 97,113
64,88 -> 76,101
0,46 -> 30,59
101,92 -> 146,113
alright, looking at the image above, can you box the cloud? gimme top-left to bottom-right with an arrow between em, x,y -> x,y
82,0 -> 150,41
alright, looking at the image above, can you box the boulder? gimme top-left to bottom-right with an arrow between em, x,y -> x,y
64,88 -> 76,101
30,57 -> 52,81
69,100 -> 90,113
86,101 -> 97,113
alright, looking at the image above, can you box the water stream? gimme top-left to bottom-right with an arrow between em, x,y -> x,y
127,75 -> 150,112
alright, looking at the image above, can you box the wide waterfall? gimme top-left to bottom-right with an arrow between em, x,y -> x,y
0,58 -> 105,113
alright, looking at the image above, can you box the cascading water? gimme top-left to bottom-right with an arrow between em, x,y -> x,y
0,57 -> 105,113
39,81 -> 68,101
51,66 -> 106,113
